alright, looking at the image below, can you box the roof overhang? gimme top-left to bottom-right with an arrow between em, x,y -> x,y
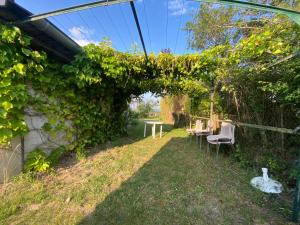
0,0 -> 82,63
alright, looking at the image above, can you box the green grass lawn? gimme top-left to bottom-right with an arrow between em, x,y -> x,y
0,120 -> 293,225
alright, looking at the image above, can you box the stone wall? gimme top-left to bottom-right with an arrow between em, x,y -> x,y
23,108 -> 70,156
0,138 -> 22,183
0,108 -> 73,183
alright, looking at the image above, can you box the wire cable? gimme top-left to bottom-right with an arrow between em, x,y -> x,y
118,3 -> 135,48
104,6 -> 128,51
89,8 -> 108,36
64,13 -> 77,28
166,0 -> 169,49
78,11 -> 93,33
142,0 -> 153,52
174,0 -> 185,54
77,11 -> 94,43
88,8 -> 110,44
52,16 -> 69,33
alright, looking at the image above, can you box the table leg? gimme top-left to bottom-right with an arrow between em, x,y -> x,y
144,123 -> 147,137
152,124 -> 156,139
160,125 -> 162,138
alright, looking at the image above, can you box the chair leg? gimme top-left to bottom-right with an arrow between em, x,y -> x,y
207,142 -> 209,154
199,136 -> 202,151
216,144 -> 220,159
230,144 -> 235,151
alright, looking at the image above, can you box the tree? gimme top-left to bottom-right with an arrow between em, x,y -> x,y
185,3 -> 237,50
136,100 -> 155,118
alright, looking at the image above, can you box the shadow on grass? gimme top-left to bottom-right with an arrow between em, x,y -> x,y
77,137 -> 289,225
57,120 -> 174,169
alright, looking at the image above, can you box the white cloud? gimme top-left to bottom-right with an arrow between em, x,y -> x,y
168,0 -> 188,16
74,39 -> 97,46
68,26 -> 97,46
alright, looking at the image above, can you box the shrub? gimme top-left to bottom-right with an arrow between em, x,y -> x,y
25,146 -> 66,172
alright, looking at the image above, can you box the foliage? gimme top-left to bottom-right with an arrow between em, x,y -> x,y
1,16 -> 299,181
25,147 -> 66,172
136,100 -> 155,118
185,1 -> 298,51
25,149 -> 50,172
0,25 -> 46,145
185,3 -> 237,49
160,95 -> 190,123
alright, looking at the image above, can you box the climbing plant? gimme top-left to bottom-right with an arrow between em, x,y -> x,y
0,24 -> 47,145
0,17 -> 299,179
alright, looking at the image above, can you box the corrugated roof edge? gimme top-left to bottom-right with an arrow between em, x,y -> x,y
0,0 -> 82,63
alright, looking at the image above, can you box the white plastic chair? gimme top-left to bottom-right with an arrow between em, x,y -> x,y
207,122 -> 235,158
186,120 -> 203,142
195,120 -> 213,150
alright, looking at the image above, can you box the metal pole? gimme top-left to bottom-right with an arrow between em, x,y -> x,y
290,126 -> 300,222
130,1 -> 148,61
13,0 -> 131,24
292,153 -> 300,222
192,0 -> 300,25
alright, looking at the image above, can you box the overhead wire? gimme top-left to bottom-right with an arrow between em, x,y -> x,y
104,6 -> 128,51
142,0 -> 153,52
89,8 -> 108,36
166,0 -> 169,49
51,16 -> 69,33
64,13 -> 77,28
77,11 -> 94,43
118,3 -> 135,49
174,0 -> 185,54
88,8 -> 109,44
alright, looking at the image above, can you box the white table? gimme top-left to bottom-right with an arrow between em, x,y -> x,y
144,121 -> 163,138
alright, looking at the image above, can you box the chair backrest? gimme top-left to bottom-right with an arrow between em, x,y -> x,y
207,120 -> 213,132
220,122 -> 235,144
195,120 -> 203,131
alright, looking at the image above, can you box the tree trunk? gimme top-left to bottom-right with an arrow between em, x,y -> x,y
254,112 -> 268,147
210,90 -> 215,121
233,91 -> 241,121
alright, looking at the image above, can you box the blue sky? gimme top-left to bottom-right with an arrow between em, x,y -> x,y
16,0 -> 201,55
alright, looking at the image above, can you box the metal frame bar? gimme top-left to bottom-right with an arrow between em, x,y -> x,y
130,1 -> 148,60
192,0 -> 300,25
13,0 -> 131,24
13,0 -> 148,59
268,50 -> 300,68
292,153 -> 300,222
191,115 -> 300,135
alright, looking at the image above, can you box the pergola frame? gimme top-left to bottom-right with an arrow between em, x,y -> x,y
12,0 -> 300,61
